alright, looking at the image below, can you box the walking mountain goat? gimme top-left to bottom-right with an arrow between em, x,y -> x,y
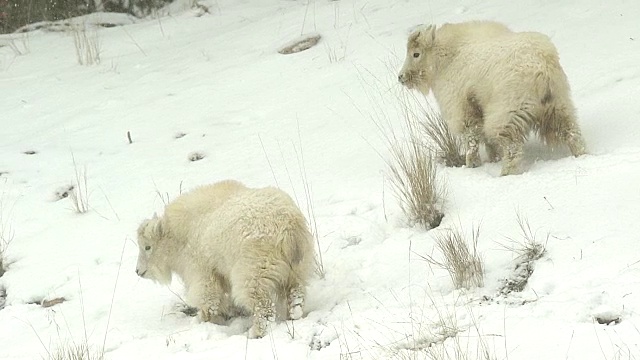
135,180 -> 316,338
398,21 -> 586,175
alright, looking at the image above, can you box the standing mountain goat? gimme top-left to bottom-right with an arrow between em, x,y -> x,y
398,21 -> 586,175
135,180 -> 316,338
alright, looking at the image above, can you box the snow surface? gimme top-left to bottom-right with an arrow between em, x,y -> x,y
1,0 -> 639,359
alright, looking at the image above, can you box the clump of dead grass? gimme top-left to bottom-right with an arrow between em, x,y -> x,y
420,225 -> 485,289
72,24 -> 101,66
352,70 -> 446,229
416,100 -> 465,168
0,184 -> 15,277
386,134 -> 445,229
391,296 -> 499,360
509,212 -> 547,262
497,213 -> 547,295
380,91 -> 446,229
43,343 -> 104,360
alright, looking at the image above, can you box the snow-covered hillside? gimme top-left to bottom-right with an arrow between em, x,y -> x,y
1,0 -> 639,359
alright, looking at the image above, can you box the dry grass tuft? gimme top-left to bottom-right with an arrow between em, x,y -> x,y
497,213 -> 547,295
380,92 -> 446,230
1,34 -> 30,56
391,297 -> 499,360
43,342 -> 103,360
420,329 -> 497,360
353,70 -> 446,229
0,286 -> 6,310
387,135 -> 445,229
421,225 -> 484,289
510,212 -> 547,262
416,100 -> 465,168
0,184 -> 15,277
72,24 -> 100,66
0,247 -> 5,277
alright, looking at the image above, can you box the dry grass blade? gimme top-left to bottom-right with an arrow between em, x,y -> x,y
421,225 -> 484,289
292,128 -> 324,278
155,189 -> 171,206
70,154 -> 89,214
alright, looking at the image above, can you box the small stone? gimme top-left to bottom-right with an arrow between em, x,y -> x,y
278,34 -> 322,55
54,185 -> 75,201
41,297 -> 66,308
188,152 -> 206,162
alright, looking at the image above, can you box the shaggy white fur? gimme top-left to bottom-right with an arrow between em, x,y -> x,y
136,180 -> 316,338
399,20 -> 586,175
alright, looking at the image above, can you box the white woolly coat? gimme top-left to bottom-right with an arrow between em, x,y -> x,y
399,21 -> 585,174
136,180 -> 315,337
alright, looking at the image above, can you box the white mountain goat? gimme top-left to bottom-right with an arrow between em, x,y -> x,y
398,21 -> 586,175
135,180 -> 316,338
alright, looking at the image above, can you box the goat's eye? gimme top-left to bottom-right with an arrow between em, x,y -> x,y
144,245 -> 151,251
413,52 -> 420,58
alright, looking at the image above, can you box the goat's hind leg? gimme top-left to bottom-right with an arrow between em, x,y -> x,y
485,140 -> 502,162
498,140 -> 525,176
495,111 -> 530,176
288,283 -> 305,320
231,263 -> 278,338
248,289 -> 276,338
494,117 -> 527,175
543,103 -> 586,157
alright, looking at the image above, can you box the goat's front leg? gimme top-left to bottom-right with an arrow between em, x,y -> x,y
185,273 -> 228,325
463,125 -> 483,168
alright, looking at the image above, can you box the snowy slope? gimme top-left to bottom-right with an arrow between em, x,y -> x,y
1,0 -> 639,359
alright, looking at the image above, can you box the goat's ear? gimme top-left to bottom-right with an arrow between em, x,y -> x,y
427,24 -> 436,42
153,218 -> 165,238
408,29 -> 422,44
419,24 -> 436,45
410,24 -> 436,47
138,217 -> 165,240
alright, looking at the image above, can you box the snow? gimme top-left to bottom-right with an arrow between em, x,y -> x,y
1,0 -> 639,358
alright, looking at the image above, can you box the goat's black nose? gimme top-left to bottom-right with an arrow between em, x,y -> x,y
398,74 -> 405,83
